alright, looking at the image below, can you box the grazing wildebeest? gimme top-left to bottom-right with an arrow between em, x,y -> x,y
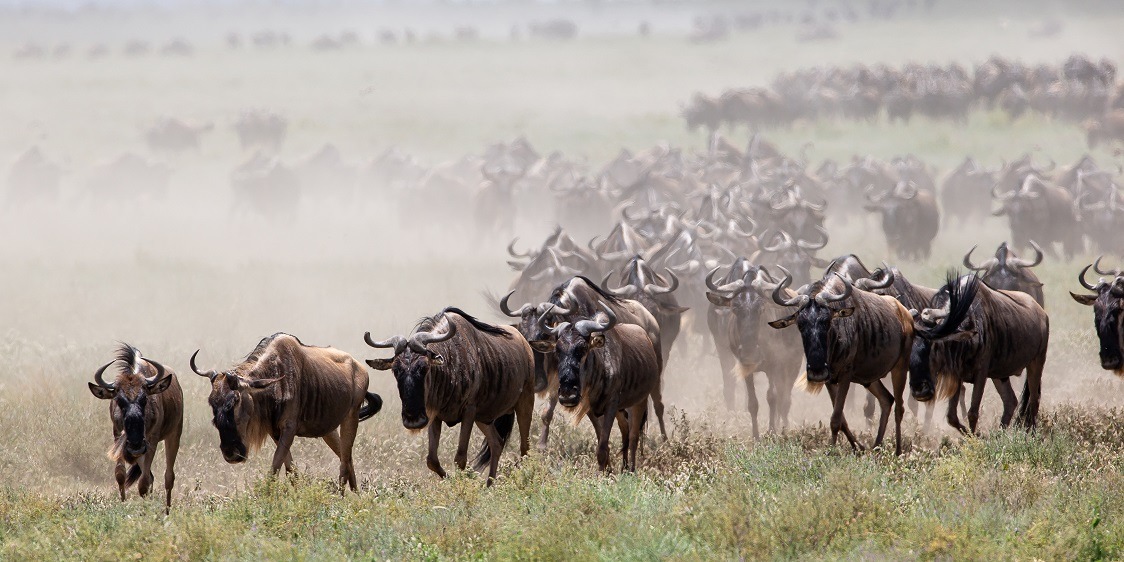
501,276 -> 665,448
963,241 -> 1045,306
1071,259 -> 1124,374
364,308 -> 535,483
912,273 -> 1048,433
529,303 -> 660,472
190,333 -> 382,492
87,345 -> 182,513
601,256 -> 688,364
705,264 -> 803,437
768,269 -> 915,454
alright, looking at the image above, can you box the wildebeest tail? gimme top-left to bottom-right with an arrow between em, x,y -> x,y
916,271 -> 978,341
358,392 -> 383,421
472,412 -> 514,472
124,464 -> 143,488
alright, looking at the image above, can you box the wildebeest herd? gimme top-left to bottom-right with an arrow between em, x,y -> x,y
85,119 -> 1124,511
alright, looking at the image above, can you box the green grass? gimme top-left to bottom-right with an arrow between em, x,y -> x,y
5,408 -> 1124,561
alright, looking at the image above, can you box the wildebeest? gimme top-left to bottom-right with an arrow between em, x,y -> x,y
991,168 -> 1081,260
1071,259 -> 1124,374
230,151 -> 300,220
939,157 -> 995,227
864,181 -> 939,260
706,264 -> 803,437
911,273 -> 1048,432
145,118 -> 213,153
502,276 -> 666,448
768,269 -> 915,454
87,345 -> 182,513
601,256 -> 687,364
963,241 -> 1045,306
1084,110 -> 1124,150
529,303 -> 660,471
364,308 -> 535,483
5,146 -> 62,205
233,110 -> 288,152
190,333 -> 382,492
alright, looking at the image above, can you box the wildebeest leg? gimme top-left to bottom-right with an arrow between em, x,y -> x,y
863,393 -> 876,429
270,426 -> 297,475
537,389 -> 559,452
454,407 -> 478,471
137,446 -> 157,498
515,390 -> 534,457
626,402 -> 647,472
992,377 -> 1018,428
945,385 -> 970,434
114,461 -> 128,501
163,430 -> 180,514
616,412 -> 630,468
475,421 -> 503,485
864,380 -> 894,450
649,382 -> 667,441
338,409 -> 360,492
1017,352 -> 1046,429
966,376 -> 988,435
890,357 -> 908,456
426,422 -> 446,478
596,401 -> 620,472
745,371 -> 760,439
716,345 -> 737,410
826,382 -> 860,451
271,432 -> 296,474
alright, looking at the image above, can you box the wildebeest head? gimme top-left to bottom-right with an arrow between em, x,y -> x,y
963,241 -> 1044,296
767,269 -> 854,383
88,345 -> 174,463
528,302 -> 617,408
909,273 -> 980,393
190,349 -> 284,464
706,265 -> 782,353
500,291 -> 559,392
364,316 -> 458,430
1071,259 -> 1124,373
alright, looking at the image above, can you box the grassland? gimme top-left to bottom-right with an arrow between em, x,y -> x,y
2,1 -> 1124,560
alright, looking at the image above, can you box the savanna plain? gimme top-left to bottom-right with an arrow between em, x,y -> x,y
2,1 -> 1124,559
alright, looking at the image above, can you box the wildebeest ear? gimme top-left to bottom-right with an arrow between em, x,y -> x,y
833,307 -> 855,318
589,333 -> 606,349
706,292 -> 732,307
528,340 -> 556,353
365,358 -> 394,371
88,382 -> 115,400
247,376 -> 283,389
1070,292 -> 1097,306
146,375 -> 174,395
428,353 -> 447,367
768,314 -> 796,329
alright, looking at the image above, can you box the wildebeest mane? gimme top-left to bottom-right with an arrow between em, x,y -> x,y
243,332 -> 306,362
571,275 -> 623,304
113,342 -> 142,374
442,307 -> 512,338
918,271 -> 978,340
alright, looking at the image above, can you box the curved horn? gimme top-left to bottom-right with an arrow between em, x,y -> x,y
645,268 -> 679,295
189,350 -> 218,381
1079,263 -> 1106,292
795,225 -> 829,251
93,360 -> 116,390
816,273 -> 853,305
409,317 -> 458,353
1009,241 -> 1044,268
962,245 -> 988,271
507,238 -> 530,259
143,358 -> 168,386
574,301 -> 617,337
771,266 -> 809,307
499,291 -> 533,318
363,333 -> 407,355
1093,256 -> 1122,277
856,266 -> 895,291
705,266 -> 725,292
601,270 -> 636,296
